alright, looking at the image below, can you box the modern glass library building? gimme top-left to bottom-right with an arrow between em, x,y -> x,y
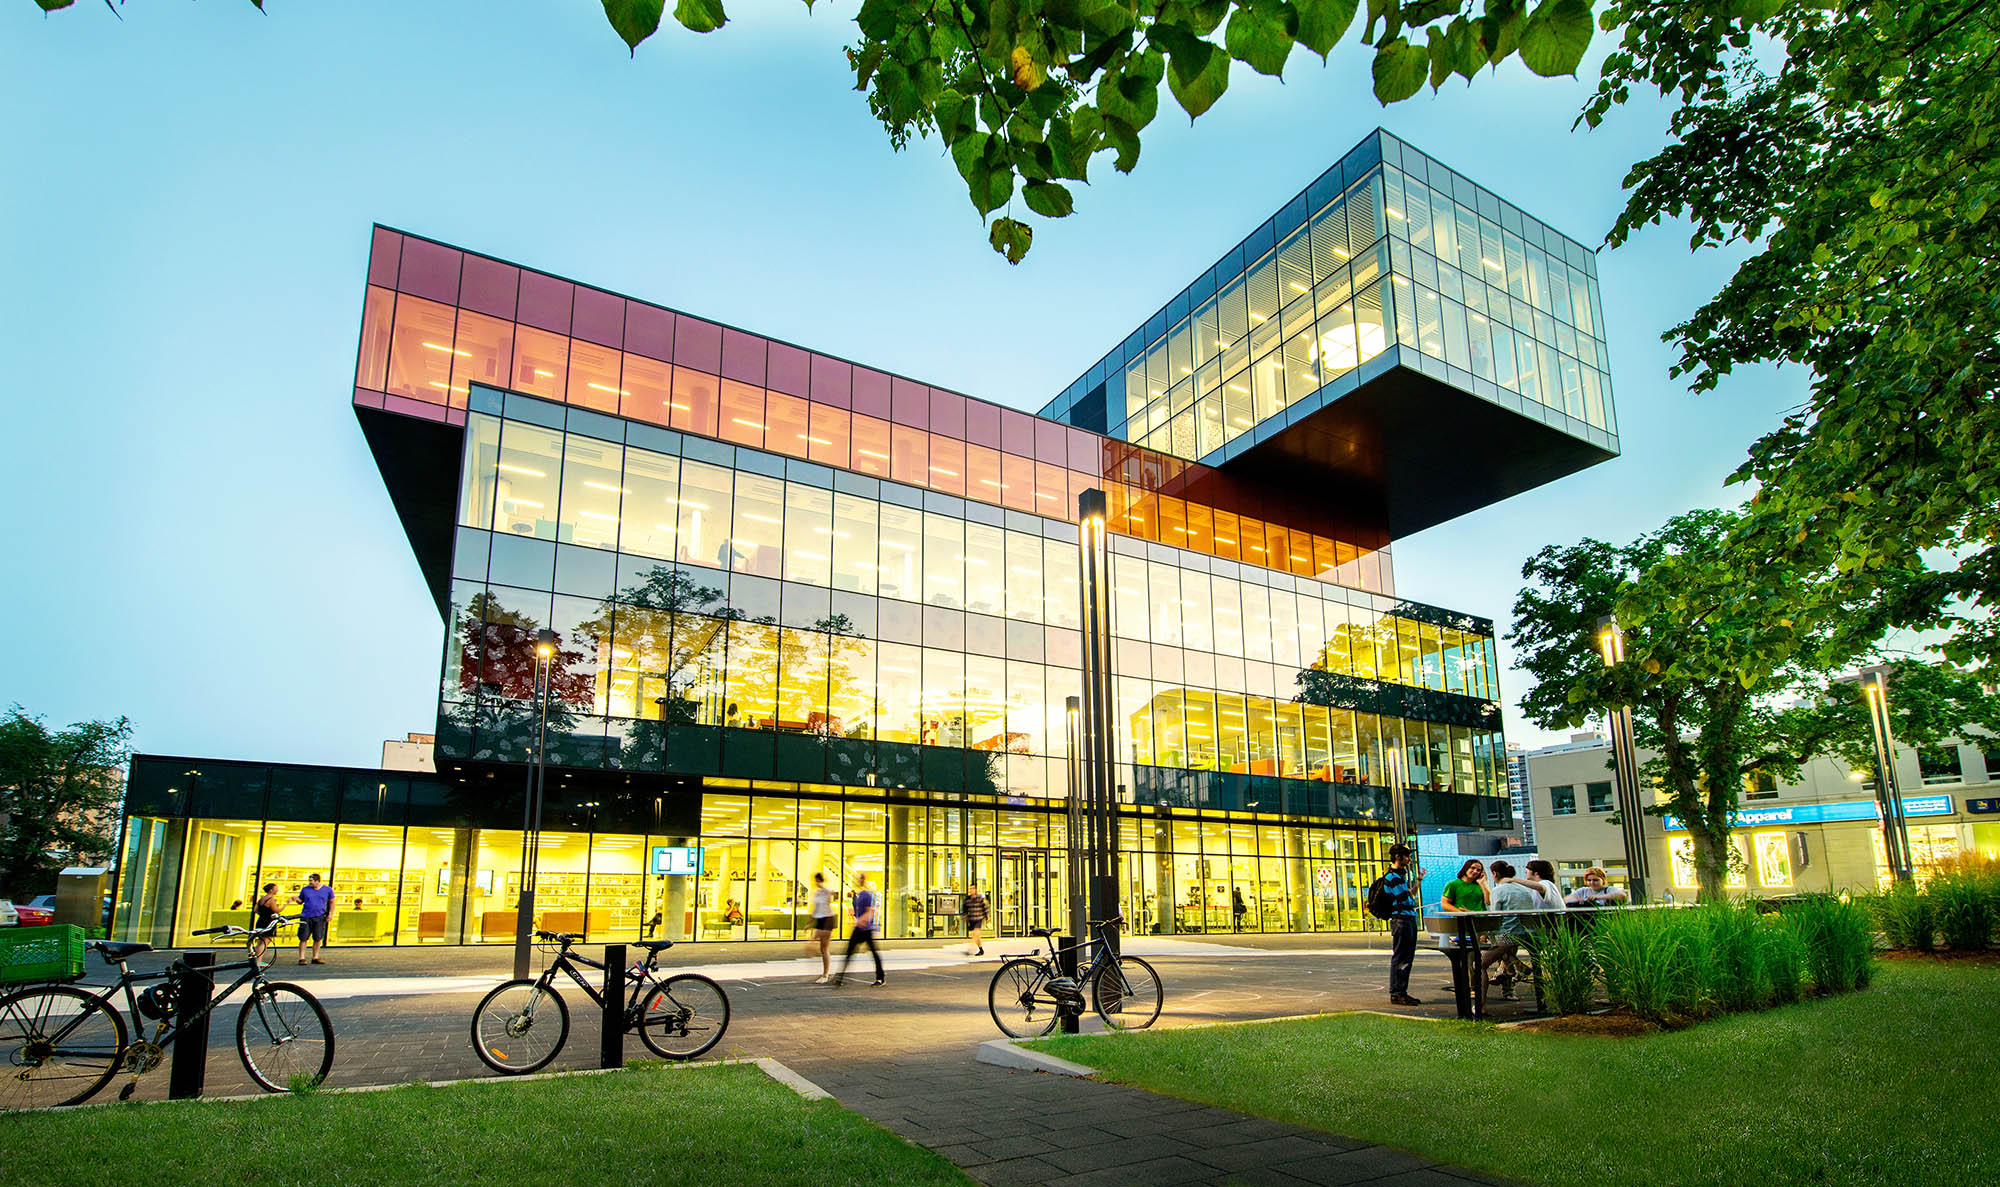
112,130 -> 1618,947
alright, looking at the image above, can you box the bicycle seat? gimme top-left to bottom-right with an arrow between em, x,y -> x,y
633,940 -> 675,951
1029,927 -> 1055,938
91,941 -> 152,961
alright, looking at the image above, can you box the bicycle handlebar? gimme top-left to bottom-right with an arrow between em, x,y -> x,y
534,930 -> 580,945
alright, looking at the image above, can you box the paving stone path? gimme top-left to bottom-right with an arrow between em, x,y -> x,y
87,935 -> 1512,1185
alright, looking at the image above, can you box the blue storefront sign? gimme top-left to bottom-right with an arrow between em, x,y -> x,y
1663,795 -> 1954,832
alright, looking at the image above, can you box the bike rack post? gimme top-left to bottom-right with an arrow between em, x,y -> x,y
601,944 -> 626,1069
1056,935 -> 1080,1035
168,951 -> 214,1100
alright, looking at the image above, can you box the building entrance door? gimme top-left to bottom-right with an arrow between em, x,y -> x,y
996,849 -> 1054,937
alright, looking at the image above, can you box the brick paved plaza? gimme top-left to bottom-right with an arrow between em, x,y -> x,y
93,934 -> 1504,1185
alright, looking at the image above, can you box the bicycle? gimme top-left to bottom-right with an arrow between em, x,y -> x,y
470,931 -> 729,1074
987,917 -> 1163,1038
0,917 -> 335,1109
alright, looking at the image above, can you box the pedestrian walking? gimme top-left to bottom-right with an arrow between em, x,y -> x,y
963,882 -> 989,956
830,873 -> 883,987
293,873 -> 333,965
1231,886 -> 1248,931
1368,844 -> 1422,1005
808,872 -> 837,984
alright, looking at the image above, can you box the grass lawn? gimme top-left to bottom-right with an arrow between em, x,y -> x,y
1030,961 -> 1997,1186
0,1063 -> 967,1186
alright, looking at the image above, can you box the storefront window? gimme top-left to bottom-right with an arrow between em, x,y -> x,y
402,827 -> 468,944
116,816 -> 182,946
330,824 -> 407,945
173,819 -> 264,947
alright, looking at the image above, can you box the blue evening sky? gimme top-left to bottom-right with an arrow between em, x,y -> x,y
0,3 -> 1802,764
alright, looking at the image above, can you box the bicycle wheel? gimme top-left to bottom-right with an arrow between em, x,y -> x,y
236,981 -> 335,1093
1092,955 -> 1162,1030
636,974 -> 730,1060
471,979 -> 568,1074
988,958 -> 1059,1038
0,985 -> 127,1109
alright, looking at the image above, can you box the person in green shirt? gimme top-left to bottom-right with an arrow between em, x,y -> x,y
1439,860 -> 1489,913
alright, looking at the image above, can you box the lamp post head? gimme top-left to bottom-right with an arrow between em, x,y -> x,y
534,627 -> 559,659
1077,488 -> 1107,526
1595,615 -> 1625,669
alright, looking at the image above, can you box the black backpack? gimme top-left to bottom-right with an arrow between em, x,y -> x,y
1366,874 -> 1397,920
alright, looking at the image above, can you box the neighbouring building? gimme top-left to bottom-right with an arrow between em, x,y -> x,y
1505,741 -> 1534,846
1526,732 -> 2000,896
112,130 -> 1620,947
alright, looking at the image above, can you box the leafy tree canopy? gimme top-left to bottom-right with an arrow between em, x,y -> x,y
0,707 -> 130,895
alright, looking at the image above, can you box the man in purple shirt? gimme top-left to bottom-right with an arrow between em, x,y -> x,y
830,873 -> 884,988
294,873 -> 334,965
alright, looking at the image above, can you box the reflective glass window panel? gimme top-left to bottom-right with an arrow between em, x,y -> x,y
494,421 -> 564,541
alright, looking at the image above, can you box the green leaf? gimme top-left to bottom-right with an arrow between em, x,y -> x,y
1224,0 -> 1295,77
671,0 -> 727,34
1158,31 -> 1232,118
990,217 -> 1034,264
1102,114 -> 1143,172
1024,180 -> 1076,217
1292,0 -> 1360,57
950,131 -> 1015,215
1371,36 -> 1429,103
1517,0 -> 1592,78
601,0 -> 665,52
36,0 -> 76,8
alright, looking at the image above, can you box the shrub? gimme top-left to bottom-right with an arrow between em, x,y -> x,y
1930,873 -> 1995,951
1596,911 -> 1691,1023
1532,922 -> 1597,1015
1787,894 -> 1875,993
1698,903 -> 1767,1013
1660,908 -> 1712,1018
1869,882 -> 1936,951
1760,916 -> 1807,1004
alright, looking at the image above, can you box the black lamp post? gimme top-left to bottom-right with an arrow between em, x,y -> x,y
513,627 -> 560,980
1860,667 -> 1914,883
1596,616 -> 1651,903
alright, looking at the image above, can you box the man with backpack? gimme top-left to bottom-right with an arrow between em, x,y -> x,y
1369,844 -> 1421,1005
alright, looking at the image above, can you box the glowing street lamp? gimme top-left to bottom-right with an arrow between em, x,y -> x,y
1859,667 -> 1914,883
1596,616 -> 1651,903
513,627 -> 562,979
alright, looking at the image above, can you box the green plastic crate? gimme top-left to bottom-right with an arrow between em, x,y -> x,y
0,924 -> 86,984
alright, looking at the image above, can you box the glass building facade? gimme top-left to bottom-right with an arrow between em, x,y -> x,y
112,130 -> 1615,945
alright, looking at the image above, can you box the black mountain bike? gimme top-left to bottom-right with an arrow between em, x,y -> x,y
0,918 -> 335,1109
471,931 -> 729,1074
988,916 -> 1163,1037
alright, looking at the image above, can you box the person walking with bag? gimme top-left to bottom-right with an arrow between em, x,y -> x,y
831,873 -> 884,987
963,881 -> 989,956
1368,844 -> 1422,1005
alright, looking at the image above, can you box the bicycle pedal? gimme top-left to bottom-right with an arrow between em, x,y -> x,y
118,1081 -> 136,1101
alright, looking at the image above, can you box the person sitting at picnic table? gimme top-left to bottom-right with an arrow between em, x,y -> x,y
1439,860 -> 1488,912
1513,859 -> 1566,911
1483,860 -> 1539,1000
1566,866 -> 1630,906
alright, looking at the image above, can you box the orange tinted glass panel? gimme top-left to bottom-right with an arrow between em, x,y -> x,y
1186,505 -> 1214,555
890,425 -> 929,486
966,444 -> 1002,506
807,403 -> 850,468
1313,535 -> 1339,579
356,285 -> 394,390
450,311 -> 513,406
764,392 -> 811,459
851,415 -> 891,476
929,436 -> 965,496
1211,510 -> 1241,561
1157,497 -> 1188,545
1001,454 -> 1035,512
1034,463 -> 1066,514
670,367 -> 719,437
1122,488 -> 1155,540
567,340 -> 623,412
718,380 -> 766,447
620,353 -> 672,425
384,293 -> 456,402
513,326 -> 569,401
1240,515 -> 1270,560
1068,470 -> 1093,514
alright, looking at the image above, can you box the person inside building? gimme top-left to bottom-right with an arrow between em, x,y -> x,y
1566,866 -> 1630,906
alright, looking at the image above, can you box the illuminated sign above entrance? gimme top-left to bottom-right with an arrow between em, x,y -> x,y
1663,796 -> 1954,832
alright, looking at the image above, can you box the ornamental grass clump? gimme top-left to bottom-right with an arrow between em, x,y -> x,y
1595,911 -> 1691,1024
1532,923 -> 1597,1016
1760,915 -> 1807,1004
1929,872 -> 1995,952
1869,881 -> 1936,951
1787,894 -> 1874,993
1698,902 -> 1767,1013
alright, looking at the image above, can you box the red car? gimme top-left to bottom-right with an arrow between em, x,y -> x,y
13,905 -> 54,927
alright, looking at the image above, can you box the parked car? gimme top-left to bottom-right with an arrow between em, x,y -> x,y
0,900 -> 18,927
14,903 -> 54,927
26,895 -> 56,912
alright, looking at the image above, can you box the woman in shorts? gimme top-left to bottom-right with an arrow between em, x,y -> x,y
809,872 -> 837,984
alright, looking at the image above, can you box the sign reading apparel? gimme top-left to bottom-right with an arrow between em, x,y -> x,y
1662,795 -> 1954,831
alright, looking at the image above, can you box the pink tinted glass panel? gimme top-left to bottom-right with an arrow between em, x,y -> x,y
671,367 -> 720,437
353,387 -> 385,410
356,285 -> 394,390
720,330 -> 766,384
891,378 -> 929,429
851,415 -> 891,477
766,343 -> 809,397
808,403 -> 851,468
676,318 -> 723,374
567,341 -> 623,412
1000,409 -> 1035,457
367,229 -> 401,289
929,437 -> 965,497
384,294 -> 456,402
1035,420 -> 1066,463
1067,428 -> 1101,475
964,400 -> 1000,448
929,390 -> 965,440
809,355 -> 852,407
571,288 -> 625,348
625,303 -> 674,362
450,311 -> 514,404
764,392 -> 811,459
512,326 -> 569,400
516,273 -> 574,334
397,239 -> 461,305
458,255 -> 519,320
718,379 -> 766,447
852,368 -> 891,418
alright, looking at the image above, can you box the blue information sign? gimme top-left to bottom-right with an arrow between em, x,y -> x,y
651,846 -> 702,875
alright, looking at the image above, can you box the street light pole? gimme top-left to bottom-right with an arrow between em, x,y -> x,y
1596,617 -> 1651,903
513,627 -> 561,981
1860,667 -> 1914,883
1065,696 -> 1085,939
1076,490 -> 1120,956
